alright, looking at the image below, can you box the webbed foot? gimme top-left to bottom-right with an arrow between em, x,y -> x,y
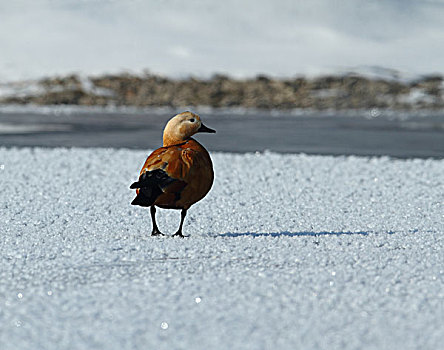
151,228 -> 165,237
172,231 -> 189,238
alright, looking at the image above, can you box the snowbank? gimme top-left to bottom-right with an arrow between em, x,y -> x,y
1,1 -> 444,81
0,147 -> 443,349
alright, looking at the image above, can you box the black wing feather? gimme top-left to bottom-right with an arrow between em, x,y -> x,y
130,169 -> 177,207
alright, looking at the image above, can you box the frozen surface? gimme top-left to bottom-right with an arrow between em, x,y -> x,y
0,147 -> 443,350
1,1 -> 444,81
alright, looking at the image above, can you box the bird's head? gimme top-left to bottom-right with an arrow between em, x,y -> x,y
163,111 -> 215,146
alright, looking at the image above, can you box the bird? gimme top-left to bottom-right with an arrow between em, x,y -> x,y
130,111 -> 216,237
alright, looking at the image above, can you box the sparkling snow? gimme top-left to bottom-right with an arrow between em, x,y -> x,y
0,147 -> 443,349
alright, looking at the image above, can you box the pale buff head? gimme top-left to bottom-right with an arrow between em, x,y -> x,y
163,111 -> 215,146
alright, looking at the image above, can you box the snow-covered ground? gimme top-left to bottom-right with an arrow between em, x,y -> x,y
1,0 -> 444,81
0,147 -> 443,349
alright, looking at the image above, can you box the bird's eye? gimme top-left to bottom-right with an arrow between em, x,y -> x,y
189,118 -> 195,123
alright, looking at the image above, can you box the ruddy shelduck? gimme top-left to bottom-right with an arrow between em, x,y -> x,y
130,111 -> 216,237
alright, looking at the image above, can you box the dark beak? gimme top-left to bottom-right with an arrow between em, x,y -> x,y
198,123 -> 216,133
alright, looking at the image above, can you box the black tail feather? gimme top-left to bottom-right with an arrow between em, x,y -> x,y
130,181 -> 140,189
130,169 -> 176,190
131,188 -> 160,207
130,169 -> 176,207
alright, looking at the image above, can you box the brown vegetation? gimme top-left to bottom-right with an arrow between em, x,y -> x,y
1,73 -> 443,110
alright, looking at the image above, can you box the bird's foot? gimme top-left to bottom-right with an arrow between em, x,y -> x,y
172,231 -> 189,238
151,229 -> 165,237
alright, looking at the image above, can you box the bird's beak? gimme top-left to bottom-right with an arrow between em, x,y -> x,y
198,123 -> 216,133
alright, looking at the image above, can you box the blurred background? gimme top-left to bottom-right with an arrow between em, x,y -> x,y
0,0 -> 443,157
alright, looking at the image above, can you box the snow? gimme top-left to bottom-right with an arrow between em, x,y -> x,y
1,1 -> 444,81
399,88 -> 437,105
0,77 -> 114,100
0,147 -> 443,349
0,80 -> 46,99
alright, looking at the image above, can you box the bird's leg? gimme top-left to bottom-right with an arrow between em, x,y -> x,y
150,206 -> 164,236
172,209 -> 188,238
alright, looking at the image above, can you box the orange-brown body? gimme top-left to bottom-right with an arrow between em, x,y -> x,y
137,138 -> 214,210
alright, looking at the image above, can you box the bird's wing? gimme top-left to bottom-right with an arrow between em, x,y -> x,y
130,146 -> 192,207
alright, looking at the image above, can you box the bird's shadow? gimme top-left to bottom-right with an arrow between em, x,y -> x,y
217,231 -> 371,238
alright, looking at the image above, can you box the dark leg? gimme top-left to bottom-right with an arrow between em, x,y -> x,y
150,206 -> 164,236
172,209 -> 188,238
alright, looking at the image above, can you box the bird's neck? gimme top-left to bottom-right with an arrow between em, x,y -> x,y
163,135 -> 190,147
